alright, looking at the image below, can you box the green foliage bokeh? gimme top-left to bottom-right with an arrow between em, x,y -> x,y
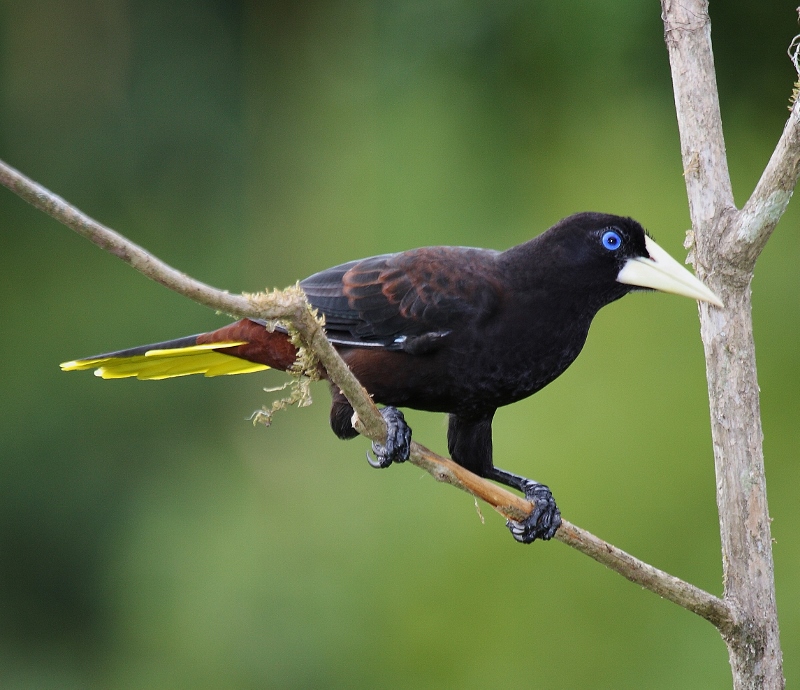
1,1 -> 798,688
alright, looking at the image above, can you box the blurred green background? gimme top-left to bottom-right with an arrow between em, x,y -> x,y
1,1 -> 798,688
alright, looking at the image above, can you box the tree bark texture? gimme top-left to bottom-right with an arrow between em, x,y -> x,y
661,1 -> 800,687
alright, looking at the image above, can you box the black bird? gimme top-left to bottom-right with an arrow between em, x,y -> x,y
62,213 -> 722,543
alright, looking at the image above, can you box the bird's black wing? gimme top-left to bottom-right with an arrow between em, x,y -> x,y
300,247 -> 503,350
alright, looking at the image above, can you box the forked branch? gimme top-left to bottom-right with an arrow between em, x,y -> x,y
661,1 -> 800,687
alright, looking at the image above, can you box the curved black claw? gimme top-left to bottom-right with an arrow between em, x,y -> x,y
506,481 -> 561,544
367,406 -> 412,469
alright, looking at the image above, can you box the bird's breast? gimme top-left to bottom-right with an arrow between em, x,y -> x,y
338,307 -> 592,416
445,322 -> 590,411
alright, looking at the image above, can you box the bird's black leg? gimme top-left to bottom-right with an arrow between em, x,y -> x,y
367,406 -> 412,469
448,412 -> 561,543
329,390 -> 360,440
486,467 -> 561,543
329,388 -> 411,469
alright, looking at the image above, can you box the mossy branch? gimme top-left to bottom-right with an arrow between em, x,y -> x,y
0,157 -> 733,632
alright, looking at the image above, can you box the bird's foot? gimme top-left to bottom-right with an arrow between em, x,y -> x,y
367,406 -> 412,469
507,480 -> 561,543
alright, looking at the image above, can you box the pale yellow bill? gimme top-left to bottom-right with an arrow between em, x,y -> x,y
617,236 -> 723,307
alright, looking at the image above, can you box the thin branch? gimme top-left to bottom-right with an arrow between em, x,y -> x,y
0,161 -> 253,317
557,522 -> 734,632
736,97 -> 800,266
0,156 -> 734,632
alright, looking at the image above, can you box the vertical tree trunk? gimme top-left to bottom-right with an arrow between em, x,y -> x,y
661,1 -> 789,687
699,280 -> 782,688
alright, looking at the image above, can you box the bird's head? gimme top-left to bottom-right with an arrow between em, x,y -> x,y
538,212 -> 723,308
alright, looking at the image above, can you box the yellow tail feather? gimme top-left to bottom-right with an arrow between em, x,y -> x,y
60,341 -> 270,380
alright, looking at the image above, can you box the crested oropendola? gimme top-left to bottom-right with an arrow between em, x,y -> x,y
61,212 -> 722,543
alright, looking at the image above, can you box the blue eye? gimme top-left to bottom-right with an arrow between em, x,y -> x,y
602,230 -> 622,251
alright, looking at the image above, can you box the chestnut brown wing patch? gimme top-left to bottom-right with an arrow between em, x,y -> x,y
300,247 -> 503,347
